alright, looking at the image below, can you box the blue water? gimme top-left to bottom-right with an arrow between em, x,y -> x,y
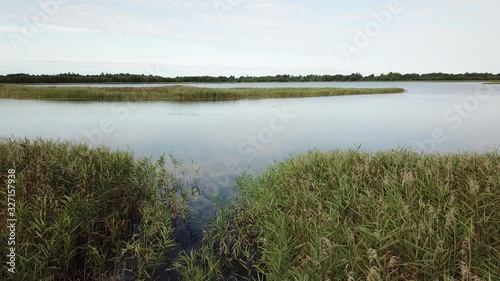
2,82 -> 500,213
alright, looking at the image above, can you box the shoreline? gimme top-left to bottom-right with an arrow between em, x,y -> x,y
2,139 -> 499,280
0,85 -> 405,101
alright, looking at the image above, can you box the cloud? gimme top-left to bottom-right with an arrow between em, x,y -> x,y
0,0 -> 498,75
0,25 -> 24,32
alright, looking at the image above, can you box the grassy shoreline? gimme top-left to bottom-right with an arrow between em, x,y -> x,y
183,150 -> 500,280
485,81 -> 500,84
0,85 -> 404,101
2,140 -> 499,280
0,139 -> 185,280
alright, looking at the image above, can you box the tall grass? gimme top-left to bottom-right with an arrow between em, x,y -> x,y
0,85 -> 404,101
2,139 -> 498,280
0,139 -> 185,280
181,150 -> 500,280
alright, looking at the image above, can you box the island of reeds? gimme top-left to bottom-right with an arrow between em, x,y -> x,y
0,85 -> 404,101
1,140 -> 499,280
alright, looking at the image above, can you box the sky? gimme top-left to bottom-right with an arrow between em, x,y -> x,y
0,0 -> 499,76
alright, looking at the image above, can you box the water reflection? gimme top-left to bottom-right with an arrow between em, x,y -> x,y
2,81 -> 500,278
1,82 -> 500,204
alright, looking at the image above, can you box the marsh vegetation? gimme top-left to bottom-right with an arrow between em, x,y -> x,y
0,85 -> 404,101
178,150 -> 500,280
0,139 -> 187,280
1,140 -> 499,280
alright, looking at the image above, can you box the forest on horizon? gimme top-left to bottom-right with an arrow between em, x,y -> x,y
1,72 -> 499,84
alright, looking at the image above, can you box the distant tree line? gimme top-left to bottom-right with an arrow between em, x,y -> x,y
1,72 -> 499,84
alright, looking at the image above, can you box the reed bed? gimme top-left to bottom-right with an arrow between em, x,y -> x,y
179,149 -> 500,280
0,85 -> 404,101
2,139 -> 498,280
0,139 -> 185,280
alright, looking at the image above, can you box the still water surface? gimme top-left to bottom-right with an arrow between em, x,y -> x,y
3,81 -> 499,278
2,82 -> 500,211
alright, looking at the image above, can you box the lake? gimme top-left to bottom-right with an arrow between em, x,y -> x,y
1,81 -> 500,214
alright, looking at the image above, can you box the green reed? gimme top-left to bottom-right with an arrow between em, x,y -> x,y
0,139 -> 185,280
0,85 -> 404,101
2,139 -> 498,280
179,149 -> 500,280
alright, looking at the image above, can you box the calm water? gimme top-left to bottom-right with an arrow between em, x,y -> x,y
2,82 -> 500,212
